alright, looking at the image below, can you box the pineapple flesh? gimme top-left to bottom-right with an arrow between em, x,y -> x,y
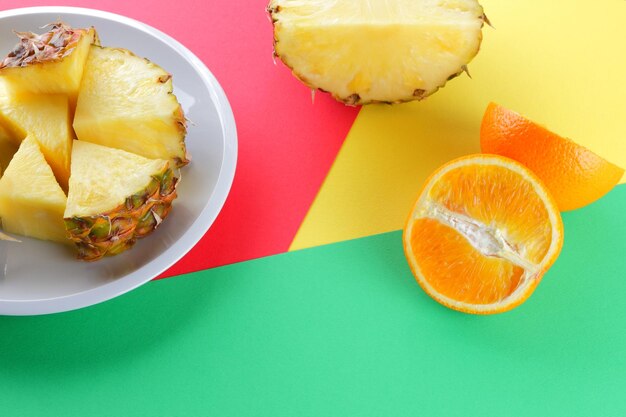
0,88 -> 73,191
0,22 -> 98,104
73,46 -> 188,167
64,141 -> 178,261
0,136 -> 68,243
0,122 -> 17,172
268,0 -> 486,104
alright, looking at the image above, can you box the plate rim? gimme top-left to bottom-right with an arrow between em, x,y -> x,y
0,6 -> 238,316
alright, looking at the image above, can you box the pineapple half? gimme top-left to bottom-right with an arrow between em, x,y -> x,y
0,22 -> 98,104
0,88 -> 73,191
73,46 -> 188,167
64,141 -> 178,261
268,0 -> 487,105
0,136 -> 68,243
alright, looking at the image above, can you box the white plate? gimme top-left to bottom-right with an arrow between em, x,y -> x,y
0,7 -> 238,315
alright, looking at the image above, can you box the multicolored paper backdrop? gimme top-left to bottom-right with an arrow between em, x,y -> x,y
2,0 -> 622,273
1,1 -> 625,416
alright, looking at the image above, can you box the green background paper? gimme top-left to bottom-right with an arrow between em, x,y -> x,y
1,186 -> 625,416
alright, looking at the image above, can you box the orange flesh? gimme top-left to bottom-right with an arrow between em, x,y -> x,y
410,218 -> 524,305
409,162 -> 555,306
427,164 -> 553,265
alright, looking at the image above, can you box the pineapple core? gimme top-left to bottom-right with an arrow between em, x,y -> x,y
269,0 -> 486,104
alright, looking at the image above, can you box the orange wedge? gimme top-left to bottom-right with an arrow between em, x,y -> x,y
403,155 -> 563,314
480,102 -> 624,211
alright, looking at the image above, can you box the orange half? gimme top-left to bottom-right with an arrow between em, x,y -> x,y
480,102 -> 624,211
403,154 -> 564,314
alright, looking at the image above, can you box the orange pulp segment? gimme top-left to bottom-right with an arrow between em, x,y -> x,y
403,154 -> 563,314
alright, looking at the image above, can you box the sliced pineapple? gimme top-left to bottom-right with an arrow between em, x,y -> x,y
64,141 -> 178,261
0,122 -> 17,172
74,46 -> 188,167
0,88 -> 72,190
0,136 -> 68,243
268,0 -> 486,104
0,22 -> 97,104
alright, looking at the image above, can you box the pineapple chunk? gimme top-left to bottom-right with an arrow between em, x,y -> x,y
0,23 -> 97,105
74,46 -> 188,167
0,136 -> 68,243
0,122 -> 17,172
268,0 -> 486,104
65,141 -> 178,261
0,90 -> 72,191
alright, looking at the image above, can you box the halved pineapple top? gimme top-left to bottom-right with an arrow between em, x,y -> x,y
74,46 -> 187,166
0,84 -> 72,190
0,22 -> 97,99
269,0 -> 485,104
65,141 -> 169,218
0,136 -> 68,243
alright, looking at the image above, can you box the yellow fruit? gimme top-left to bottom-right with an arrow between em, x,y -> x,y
268,0 -> 486,104
0,22 -> 97,106
403,155 -> 563,314
0,122 -> 17,172
64,141 -> 178,261
0,23 -> 188,260
0,136 -> 68,243
74,46 -> 188,167
0,87 -> 73,191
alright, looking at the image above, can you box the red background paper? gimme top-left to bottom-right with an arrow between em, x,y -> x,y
0,0 -> 359,277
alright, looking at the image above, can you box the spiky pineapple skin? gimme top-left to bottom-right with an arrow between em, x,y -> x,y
64,166 -> 178,261
268,0 -> 487,106
0,23 -> 98,103
73,46 -> 188,167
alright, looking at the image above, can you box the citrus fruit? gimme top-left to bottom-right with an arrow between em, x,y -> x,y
480,102 -> 624,211
403,155 -> 564,314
